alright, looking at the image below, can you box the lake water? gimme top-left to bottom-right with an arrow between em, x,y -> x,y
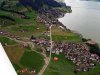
59,0 -> 100,43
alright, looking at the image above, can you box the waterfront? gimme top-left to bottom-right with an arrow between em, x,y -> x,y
59,0 -> 100,43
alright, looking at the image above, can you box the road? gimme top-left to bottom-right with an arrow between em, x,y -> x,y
38,25 -> 53,75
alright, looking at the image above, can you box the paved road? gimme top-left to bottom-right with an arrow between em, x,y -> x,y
38,25 -> 53,75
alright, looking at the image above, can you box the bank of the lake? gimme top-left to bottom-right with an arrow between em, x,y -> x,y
59,0 -> 100,44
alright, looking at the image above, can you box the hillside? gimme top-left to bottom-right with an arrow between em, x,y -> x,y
0,0 -> 76,75
19,0 -> 68,11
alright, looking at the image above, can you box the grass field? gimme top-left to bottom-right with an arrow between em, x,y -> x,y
52,35 -> 81,42
0,22 -> 47,38
4,45 -> 25,64
43,54 -> 75,75
20,51 -> 45,73
0,9 -> 37,25
52,26 -> 82,42
0,10 -> 47,38
0,36 -> 17,45
0,17 -> 15,26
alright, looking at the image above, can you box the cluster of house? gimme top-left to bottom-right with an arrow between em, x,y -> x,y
30,20 -> 100,72
38,8 -> 65,18
46,42 -> 100,72
31,36 -> 50,47
36,12 -> 71,32
42,31 -> 50,36
18,68 -> 35,75
38,9 -> 58,24
0,30 -> 21,40
31,33 -> 100,72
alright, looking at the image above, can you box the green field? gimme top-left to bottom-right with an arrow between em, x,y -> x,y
0,22 -> 47,38
20,51 -> 45,73
0,2 -> 48,38
0,9 -> 47,38
44,54 -> 75,75
52,26 -> 82,42
52,35 -> 81,42
0,36 -> 17,45
0,9 -> 37,25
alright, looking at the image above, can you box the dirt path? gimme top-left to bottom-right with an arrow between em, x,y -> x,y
1,26 -> 53,75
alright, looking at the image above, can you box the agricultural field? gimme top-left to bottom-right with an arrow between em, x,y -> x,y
0,36 -> 45,74
4,44 -> 45,74
4,45 -> 25,65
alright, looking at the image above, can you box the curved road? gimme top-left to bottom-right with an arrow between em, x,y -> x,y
1,25 -> 53,75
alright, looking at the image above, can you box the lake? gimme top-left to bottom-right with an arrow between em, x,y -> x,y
59,0 -> 100,43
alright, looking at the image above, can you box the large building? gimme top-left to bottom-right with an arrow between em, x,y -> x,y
0,43 -> 17,75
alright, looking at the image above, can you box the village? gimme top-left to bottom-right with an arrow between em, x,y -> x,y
0,0 -> 100,75
31,33 -> 100,72
0,8 -> 100,73
31,11 -> 100,72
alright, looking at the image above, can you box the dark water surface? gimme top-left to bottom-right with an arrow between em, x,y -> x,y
59,0 -> 100,43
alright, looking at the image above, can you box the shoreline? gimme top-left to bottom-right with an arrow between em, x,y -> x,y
57,7 -> 100,44
37,5 -> 99,45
